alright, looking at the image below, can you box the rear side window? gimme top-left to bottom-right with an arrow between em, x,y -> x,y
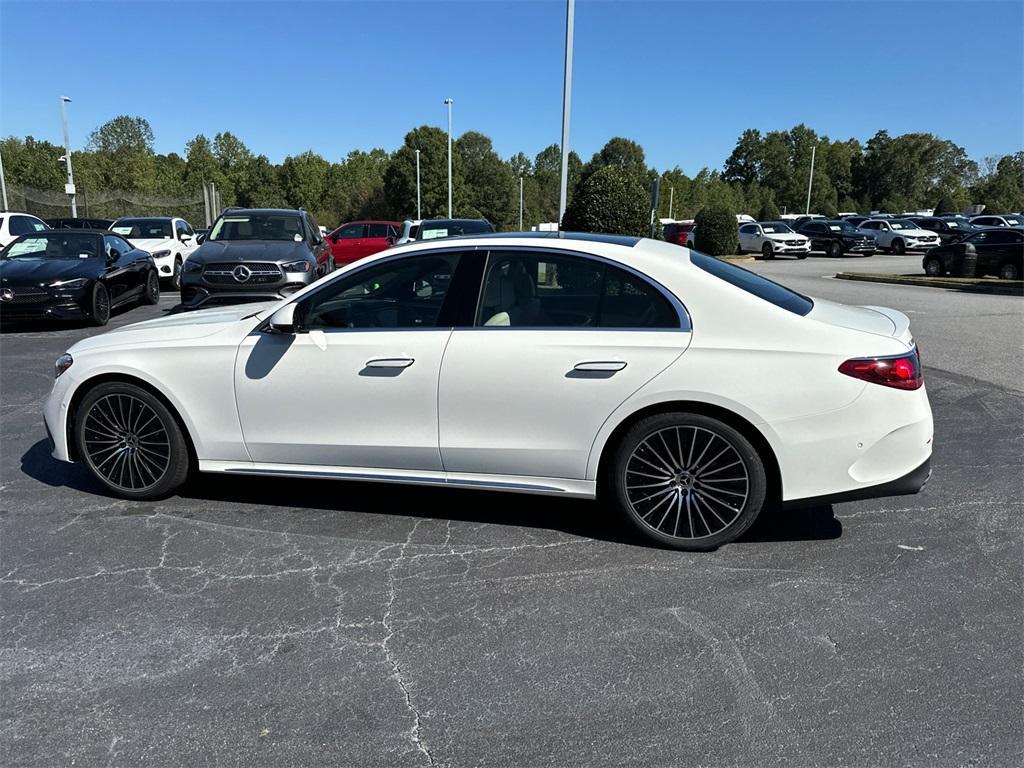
477,251 -> 680,329
367,223 -> 390,238
690,252 -> 813,316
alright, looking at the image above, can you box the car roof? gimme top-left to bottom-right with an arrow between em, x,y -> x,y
220,208 -> 302,216
444,230 -> 643,247
336,220 -> 400,226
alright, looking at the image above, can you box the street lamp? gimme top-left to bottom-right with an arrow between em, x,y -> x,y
414,149 -> 422,220
59,96 -> 77,217
444,98 -> 453,218
519,176 -> 524,230
557,0 -> 575,227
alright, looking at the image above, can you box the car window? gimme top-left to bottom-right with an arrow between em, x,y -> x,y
985,231 -> 1018,245
690,251 -> 813,316
2,233 -> 100,260
967,231 -> 991,245
367,223 -> 390,238
476,251 -> 679,329
335,224 -> 364,239
298,253 -> 461,330
807,223 -> 827,234
104,234 -> 132,255
305,214 -> 323,244
739,224 -> 756,234
10,215 -> 47,236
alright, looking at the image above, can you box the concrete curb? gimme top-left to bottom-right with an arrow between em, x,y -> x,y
834,272 -> 1023,296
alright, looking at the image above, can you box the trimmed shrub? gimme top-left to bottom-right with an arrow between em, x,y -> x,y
694,205 -> 738,256
757,199 -> 780,221
934,193 -> 958,215
561,166 -> 648,237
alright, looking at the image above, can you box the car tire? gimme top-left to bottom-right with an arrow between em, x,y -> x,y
761,243 -> 774,260
999,262 -> 1019,280
90,282 -> 110,326
171,257 -> 182,290
609,412 -> 768,551
892,238 -> 906,255
797,252 -> 808,259
75,381 -> 191,500
924,257 -> 946,277
829,241 -> 842,258
141,269 -> 160,305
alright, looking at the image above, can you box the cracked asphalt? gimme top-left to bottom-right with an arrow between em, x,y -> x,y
1,267 -> 1022,767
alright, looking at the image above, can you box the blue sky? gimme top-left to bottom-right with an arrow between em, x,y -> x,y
1,0 -> 1021,173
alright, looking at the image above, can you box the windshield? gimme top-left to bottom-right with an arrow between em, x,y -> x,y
417,220 -> 493,240
826,220 -> 858,233
1002,215 -> 1024,226
1,233 -> 100,260
210,213 -> 304,241
690,251 -> 813,316
760,222 -> 794,234
889,220 -> 917,230
110,218 -> 173,239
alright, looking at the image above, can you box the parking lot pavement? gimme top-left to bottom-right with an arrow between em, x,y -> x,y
1,288 -> 1022,767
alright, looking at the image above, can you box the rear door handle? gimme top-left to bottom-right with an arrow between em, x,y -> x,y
365,357 -> 415,369
573,361 -> 627,372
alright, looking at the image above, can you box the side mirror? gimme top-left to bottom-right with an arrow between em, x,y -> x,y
107,249 -> 120,263
196,233 -> 206,244
330,234 -> 339,243
180,233 -> 193,243
267,303 -> 298,334
386,235 -> 396,246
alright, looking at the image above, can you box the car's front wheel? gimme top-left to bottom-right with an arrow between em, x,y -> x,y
610,412 -> 768,550
999,262 -> 1019,280
142,269 -> 160,305
829,241 -> 842,258
171,257 -> 182,290
892,238 -> 906,255
90,282 -> 110,326
761,242 -> 774,260
924,257 -> 946,277
75,382 -> 191,499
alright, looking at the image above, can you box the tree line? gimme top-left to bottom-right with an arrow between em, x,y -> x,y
2,114 -> 1021,230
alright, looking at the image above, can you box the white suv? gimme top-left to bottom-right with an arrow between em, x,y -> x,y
859,219 -> 940,254
970,214 -> 1024,229
0,211 -> 49,247
738,221 -> 810,259
109,216 -> 199,288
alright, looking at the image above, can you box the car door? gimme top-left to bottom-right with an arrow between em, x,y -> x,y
738,224 -> 757,252
329,223 -> 366,265
803,222 -> 828,251
437,249 -> 690,480
176,219 -> 199,259
978,230 -> 1016,274
233,250 -> 470,469
102,234 -> 140,303
364,223 -> 394,258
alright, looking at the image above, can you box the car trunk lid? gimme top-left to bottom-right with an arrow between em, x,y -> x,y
808,298 -> 914,346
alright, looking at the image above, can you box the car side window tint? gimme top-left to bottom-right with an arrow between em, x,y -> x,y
298,253 -> 461,330
739,225 -> 755,234
367,223 -> 390,238
10,216 -> 42,236
987,231 -> 1015,245
476,251 -> 679,329
337,224 -> 364,239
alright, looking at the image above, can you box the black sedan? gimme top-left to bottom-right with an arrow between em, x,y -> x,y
0,230 -> 159,325
795,219 -> 876,257
909,217 -> 976,245
922,228 -> 1023,280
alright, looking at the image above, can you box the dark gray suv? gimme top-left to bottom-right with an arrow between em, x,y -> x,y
179,208 -> 333,308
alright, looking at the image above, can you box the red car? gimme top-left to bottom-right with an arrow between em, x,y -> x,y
327,220 -> 401,265
663,221 -> 695,247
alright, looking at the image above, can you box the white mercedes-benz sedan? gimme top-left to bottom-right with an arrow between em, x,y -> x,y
43,232 -> 933,550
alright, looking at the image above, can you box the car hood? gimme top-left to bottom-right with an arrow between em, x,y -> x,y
126,237 -> 175,253
68,302 -> 276,354
189,240 -> 310,264
0,258 -> 103,286
766,233 -> 806,241
893,229 -> 933,238
807,297 -> 912,344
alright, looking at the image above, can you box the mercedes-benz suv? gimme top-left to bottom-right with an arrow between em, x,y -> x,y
179,208 -> 332,308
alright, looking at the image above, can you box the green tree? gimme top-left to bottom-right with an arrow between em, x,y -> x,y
723,129 -> 763,185
933,192 -> 959,215
586,137 -> 648,178
757,197 -> 781,221
384,125 -> 466,220
533,143 -> 582,223
561,166 -> 648,236
455,131 -> 516,228
694,204 -> 738,256
971,152 -> 1024,212
86,115 -> 154,155
280,151 -> 331,217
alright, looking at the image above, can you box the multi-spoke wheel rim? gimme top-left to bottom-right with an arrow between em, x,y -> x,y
82,394 -> 170,491
148,272 -> 160,300
624,426 -> 749,541
173,262 -> 182,289
94,287 -> 109,322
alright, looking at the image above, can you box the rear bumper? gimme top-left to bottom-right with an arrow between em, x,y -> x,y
782,456 -> 931,509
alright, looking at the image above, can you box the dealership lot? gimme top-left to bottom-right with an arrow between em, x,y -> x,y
1,269 -> 1021,766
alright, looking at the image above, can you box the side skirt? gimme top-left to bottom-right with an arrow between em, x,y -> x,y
198,460 -> 597,499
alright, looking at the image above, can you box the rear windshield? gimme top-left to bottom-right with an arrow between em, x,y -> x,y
690,251 -> 813,316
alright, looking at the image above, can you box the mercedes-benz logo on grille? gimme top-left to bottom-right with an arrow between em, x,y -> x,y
232,265 -> 252,283
0,288 -> 13,302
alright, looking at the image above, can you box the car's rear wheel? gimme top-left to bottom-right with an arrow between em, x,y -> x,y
610,413 -> 767,550
761,242 -> 774,260
892,238 -> 905,255
90,282 -> 110,326
171,257 -> 182,290
924,257 -> 946,277
142,269 -> 160,305
829,241 -> 842,258
75,382 -> 190,500
999,262 -> 1019,280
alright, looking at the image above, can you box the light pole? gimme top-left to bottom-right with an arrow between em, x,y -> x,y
557,0 -> 575,227
0,144 -> 8,210
59,96 -> 77,217
519,176 -> 524,230
414,149 -> 421,220
805,144 -> 816,215
668,185 -> 674,219
444,98 -> 453,218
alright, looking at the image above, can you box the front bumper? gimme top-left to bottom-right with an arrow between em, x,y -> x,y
0,291 -> 90,322
772,242 -> 811,253
844,241 -> 877,253
179,270 -> 315,308
904,240 -> 940,251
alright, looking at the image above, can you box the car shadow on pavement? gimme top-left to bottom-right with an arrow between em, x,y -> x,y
20,438 -> 841,549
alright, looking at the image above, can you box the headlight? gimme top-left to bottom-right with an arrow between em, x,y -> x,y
184,260 -> 203,273
282,260 -> 313,273
49,277 -> 88,289
150,249 -> 171,259
55,353 -> 73,379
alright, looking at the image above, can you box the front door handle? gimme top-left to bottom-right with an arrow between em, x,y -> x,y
365,357 -> 415,369
573,361 -> 627,372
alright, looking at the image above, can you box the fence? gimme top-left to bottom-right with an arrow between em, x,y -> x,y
6,185 -> 206,226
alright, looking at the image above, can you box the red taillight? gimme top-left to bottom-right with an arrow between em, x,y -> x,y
839,349 -> 923,390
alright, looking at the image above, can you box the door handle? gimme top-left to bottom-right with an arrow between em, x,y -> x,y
365,357 -> 414,369
573,361 -> 627,372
